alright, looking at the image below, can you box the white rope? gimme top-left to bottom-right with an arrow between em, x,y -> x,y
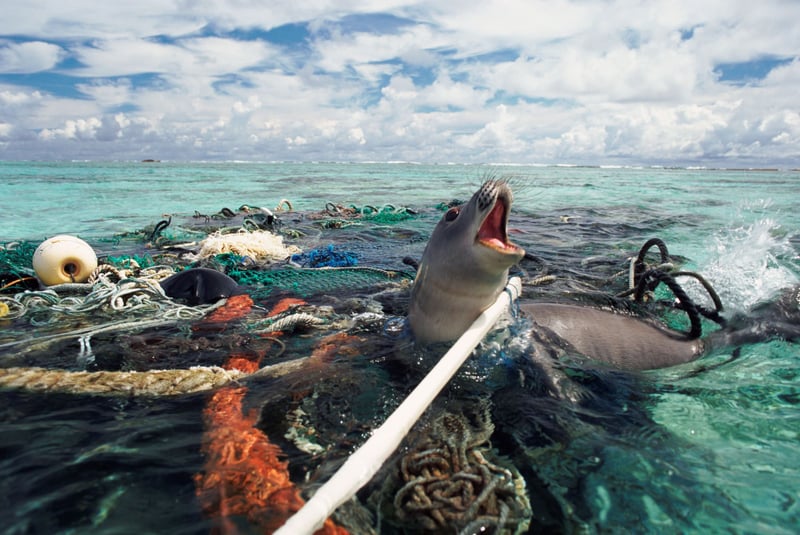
274,277 -> 522,535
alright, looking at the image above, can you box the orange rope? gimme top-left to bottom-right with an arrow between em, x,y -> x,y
193,294 -> 255,334
266,297 -> 307,318
0,276 -> 37,291
257,297 -> 309,337
194,295 -> 348,534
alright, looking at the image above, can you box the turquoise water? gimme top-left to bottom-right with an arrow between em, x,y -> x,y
1,161 -> 799,533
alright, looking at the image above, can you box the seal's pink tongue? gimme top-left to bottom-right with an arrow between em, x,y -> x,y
477,201 -> 506,248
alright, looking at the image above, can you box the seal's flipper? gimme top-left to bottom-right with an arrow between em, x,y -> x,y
706,285 -> 800,350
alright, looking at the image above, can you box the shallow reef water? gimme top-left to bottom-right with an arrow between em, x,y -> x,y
1,162 -> 799,533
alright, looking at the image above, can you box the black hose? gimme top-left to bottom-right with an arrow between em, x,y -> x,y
402,256 -> 419,271
671,271 -> 726,327
635,237 -> 670,266
150,216 -> 172,241
633,238 -> 670,293
634,269 -> 703,339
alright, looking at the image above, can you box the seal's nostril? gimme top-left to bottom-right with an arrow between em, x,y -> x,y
477,181 -> 497,211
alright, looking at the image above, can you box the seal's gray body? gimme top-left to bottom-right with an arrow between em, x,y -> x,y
519,303 -> 703,370
409,179 -> 706,370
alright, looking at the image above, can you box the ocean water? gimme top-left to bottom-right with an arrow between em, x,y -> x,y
0,161 -> 799,533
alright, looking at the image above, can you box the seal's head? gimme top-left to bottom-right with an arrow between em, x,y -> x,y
409,179 -> 525,343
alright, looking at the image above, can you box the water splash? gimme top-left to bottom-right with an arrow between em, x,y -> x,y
700,211 -> 797,315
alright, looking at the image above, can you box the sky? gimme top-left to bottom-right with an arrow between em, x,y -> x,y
0,1 -> 799,167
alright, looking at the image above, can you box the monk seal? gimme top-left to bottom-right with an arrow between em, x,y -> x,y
408,179 -> 797,371
408,180 -> 525,343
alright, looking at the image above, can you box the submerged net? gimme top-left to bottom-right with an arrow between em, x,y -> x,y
1,195 -> 735,535
0,241 -> 38,293
390,407 -> 532,534
229,266 -> 412,299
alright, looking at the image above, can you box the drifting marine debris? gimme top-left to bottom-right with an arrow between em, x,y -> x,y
389,406 -> 532,534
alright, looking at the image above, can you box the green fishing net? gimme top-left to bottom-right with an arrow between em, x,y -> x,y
0,241 -> 36,277
228,266 -> 413,299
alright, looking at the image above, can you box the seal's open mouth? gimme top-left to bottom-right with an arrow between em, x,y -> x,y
476,192 -> 521,254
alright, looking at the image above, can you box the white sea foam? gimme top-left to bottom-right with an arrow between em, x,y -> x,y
699,212 -> 798,314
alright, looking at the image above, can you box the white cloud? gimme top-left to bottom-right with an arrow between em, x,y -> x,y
0,41 -> 65,73
286,135 -> 308,146
0,88 -> 45,106
427,0 -> 599,45
0,2 -> 204,39
39,117 -> 103,140
312,23 -> 447,73
0,1 -> 414,40
71,37 -> 277,78
0,1 -> 798,165
349,126 -> 366,144
75,79 -> 135,108
416,73 -> 490,110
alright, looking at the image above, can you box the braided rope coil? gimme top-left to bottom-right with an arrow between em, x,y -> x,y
0,366 -> 247,396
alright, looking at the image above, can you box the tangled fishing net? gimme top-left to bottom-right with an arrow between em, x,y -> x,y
188,229 -> 301,262
390,407 -> 532,534
228,266 -> 411,299
0,266 -> 217,333
193,298 -> 350,534
0,188 -> 741,535
291,244 -> 358,268
195,377 -> 347,535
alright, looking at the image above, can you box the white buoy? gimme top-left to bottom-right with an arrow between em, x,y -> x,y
32,235 -> 98,286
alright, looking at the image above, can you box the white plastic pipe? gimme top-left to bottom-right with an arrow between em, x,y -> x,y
274,277 -> 522,534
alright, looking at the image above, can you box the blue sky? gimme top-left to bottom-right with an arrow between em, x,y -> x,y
0,1 -> 798,166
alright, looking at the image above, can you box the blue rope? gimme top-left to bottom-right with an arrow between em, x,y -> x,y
291,244 -> 359,268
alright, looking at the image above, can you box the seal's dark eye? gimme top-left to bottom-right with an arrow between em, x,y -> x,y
444,207 -> 460,222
